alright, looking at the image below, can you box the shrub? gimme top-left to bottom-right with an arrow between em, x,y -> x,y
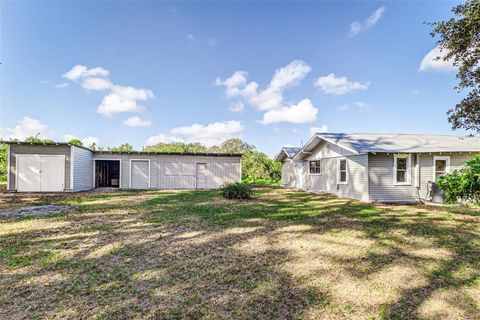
437,155 -> 480,204
220,182 -> 253,200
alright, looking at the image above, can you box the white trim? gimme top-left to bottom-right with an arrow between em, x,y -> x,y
337,158 -> 348,185
393,154 -> 411,186
433,156 -> 450,182
15,154 -> 66,192
6,144 -> 10,191
93,158 -> 122,189
70,146 -> 74,191
129,159 -> 151,189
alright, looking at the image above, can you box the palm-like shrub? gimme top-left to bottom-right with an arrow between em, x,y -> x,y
220,182 -> 252,200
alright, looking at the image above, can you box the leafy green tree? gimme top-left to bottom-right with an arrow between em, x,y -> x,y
143,142 -> 208,153
67,139 -> 84,147
25,136 -> 54,143
0,143 -> 7,183
109,143 -> 134,152
218,138 -> 254,154
429,0 -> 480,132
241,150 -> 281,182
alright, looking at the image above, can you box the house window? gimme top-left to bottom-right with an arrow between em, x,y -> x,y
394,154 -> 411,185
433,156 -> 450,181
338,159 -> 347,184
309,160 -> 321,174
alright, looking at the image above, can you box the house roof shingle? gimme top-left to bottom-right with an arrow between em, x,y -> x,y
314,133 -> 480,154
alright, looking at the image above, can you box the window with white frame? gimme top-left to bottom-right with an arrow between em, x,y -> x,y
337,159 -> 347,184
433,156 -> 450,181
394,154 -> 411,185
309,160 -> 321,174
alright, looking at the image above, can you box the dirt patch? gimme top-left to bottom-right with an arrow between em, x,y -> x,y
0,205 -> 75,218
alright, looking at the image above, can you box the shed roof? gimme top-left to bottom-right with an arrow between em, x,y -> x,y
1,141 -> 242,157
293,133 -> 480,159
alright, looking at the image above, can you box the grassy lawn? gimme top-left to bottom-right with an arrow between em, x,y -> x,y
0,186 -> 479,319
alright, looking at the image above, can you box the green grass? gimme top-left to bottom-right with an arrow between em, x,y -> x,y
0,186 -> 479,319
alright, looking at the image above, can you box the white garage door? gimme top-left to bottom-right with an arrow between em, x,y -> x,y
131,160 -> 150,189
196,163 -> 208,189
17,155 -> 65,192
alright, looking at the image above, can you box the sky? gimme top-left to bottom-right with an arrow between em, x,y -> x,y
0,1 -> 467,156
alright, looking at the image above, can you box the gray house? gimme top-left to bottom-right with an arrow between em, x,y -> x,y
5,141 -> 241,192
275,133 -> 480,203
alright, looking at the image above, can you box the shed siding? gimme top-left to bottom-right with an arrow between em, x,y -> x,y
92,154 -> 241,189
72,146 -> 93,191
306,154 -> 369,201
8,144 -> 71,191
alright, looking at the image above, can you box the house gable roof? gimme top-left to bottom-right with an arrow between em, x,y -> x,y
274,147 -> 302,162
293,133 -> 480,159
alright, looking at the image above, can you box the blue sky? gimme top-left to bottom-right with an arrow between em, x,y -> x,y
0,1 -> 466,156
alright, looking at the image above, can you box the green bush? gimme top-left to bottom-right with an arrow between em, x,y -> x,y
437,155 -> 480,204
220,182 -> 253,200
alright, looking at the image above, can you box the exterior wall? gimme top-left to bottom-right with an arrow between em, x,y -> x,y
303,142 -> 369,201
92,154 -> 241,189
8,144 -> 71,191
281,159 -> 294,186
72,146 -> 94,191
369,152 -> 478,202
368,153 -> 416,202
417,153 -> 478,199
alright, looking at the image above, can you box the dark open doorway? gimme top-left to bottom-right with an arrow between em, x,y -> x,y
95,160 -> 120,188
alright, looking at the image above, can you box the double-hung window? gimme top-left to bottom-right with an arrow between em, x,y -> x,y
337,159 -> 347,184
394,154 -> 411,185
309,160 -> 321,174
433,156 -> 450,181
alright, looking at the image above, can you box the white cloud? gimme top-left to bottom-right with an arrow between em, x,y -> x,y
260,99 -> 318,125
419,46 -> 455,72
0,117 -> 53,140
229,101 -> 244,113
54,83 -> 69,89
170,120 -> 245,146
63,65 -> 154,116
349,6 -> 386,37
63,134 -> 101,147
217,60 -> 311,111
97,85 -> 154,116
309,125 -> 329,136
314,73 -> 370,95
145,134 -> 184,146
217,60 -> 318,124
63,65 -> 109,81
81,77 -> 112,91
123,116 -> 152,127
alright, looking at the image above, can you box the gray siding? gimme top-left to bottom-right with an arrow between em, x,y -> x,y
302,142 -> 369,201
369,153 -> 478,202
417,153 -> 478,199
72,146 -> 93,191
306,154 -> 369,201
368,153 -> 416,202
92,154 -> 241,189
8,144 -> 71,191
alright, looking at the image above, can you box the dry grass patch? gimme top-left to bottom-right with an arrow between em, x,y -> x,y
0,186 -> 479,319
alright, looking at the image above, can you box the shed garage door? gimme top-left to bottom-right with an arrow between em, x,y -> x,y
17,155 -> 65,192
130,160 -> 150,189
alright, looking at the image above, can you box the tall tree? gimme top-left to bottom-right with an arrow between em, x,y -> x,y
109,143 -> 134,152
429,0 -> 480,132
218,138 -> 254,154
